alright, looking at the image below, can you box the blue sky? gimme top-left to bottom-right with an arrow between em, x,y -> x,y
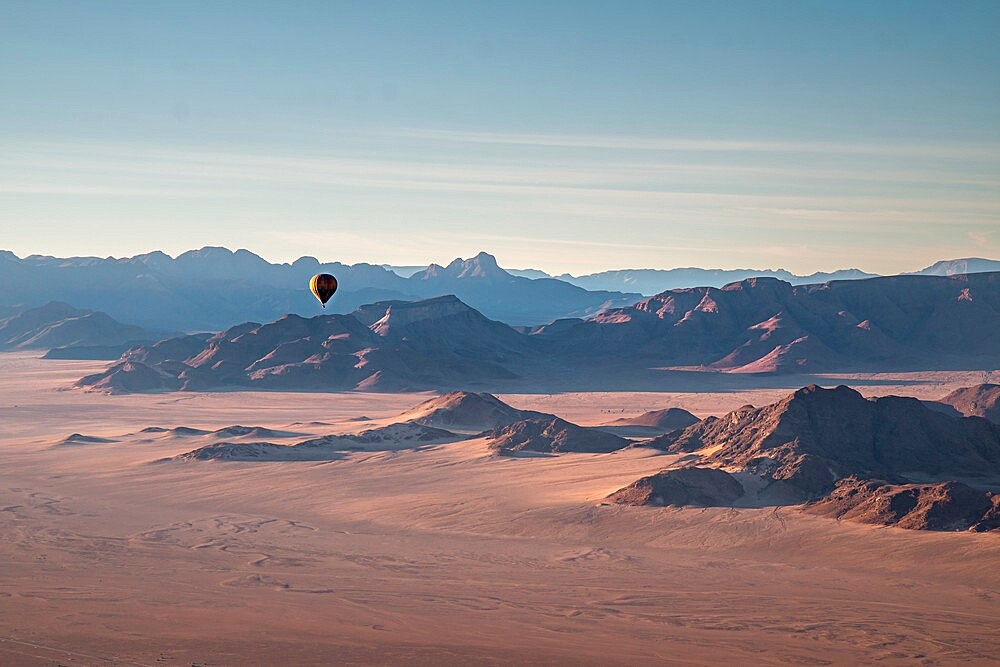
1,1 -> 998,274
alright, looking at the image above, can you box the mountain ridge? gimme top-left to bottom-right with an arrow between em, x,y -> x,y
75,271 -> 1000,394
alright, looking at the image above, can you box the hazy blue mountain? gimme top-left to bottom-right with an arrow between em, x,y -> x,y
556,258 -> 998,295
0,301 -> 166,358
0,248 -> 638,331
557,267 -> 878,295
913,258 -> 1000,276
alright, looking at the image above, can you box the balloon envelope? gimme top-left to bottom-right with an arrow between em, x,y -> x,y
309,273 -> 338,307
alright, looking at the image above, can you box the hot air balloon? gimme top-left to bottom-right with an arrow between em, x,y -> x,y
309,273 -> 338,308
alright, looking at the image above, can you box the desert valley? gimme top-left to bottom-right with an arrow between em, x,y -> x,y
1,251 -> 999,665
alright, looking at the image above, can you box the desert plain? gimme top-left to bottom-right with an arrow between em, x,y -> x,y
1,352 -> 998,666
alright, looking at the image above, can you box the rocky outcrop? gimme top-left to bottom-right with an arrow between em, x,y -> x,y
485,417 -> 629,455
647,385 -> 1000,496
804,477 -> 999,532
396,391 -> 552,431
607,467 -> 745,507
937,384 -> 1000,423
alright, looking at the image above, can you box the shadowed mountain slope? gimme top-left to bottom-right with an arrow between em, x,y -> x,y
76,272 -> 1000,393
648,385 -> 1000,496
937,384 -> 1000,423
804,477 -> 1000,531
533,271 -> 1000,373
78,296 -> 546,393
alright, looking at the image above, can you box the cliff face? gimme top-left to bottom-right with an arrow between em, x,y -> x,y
648,385 -> 1000,496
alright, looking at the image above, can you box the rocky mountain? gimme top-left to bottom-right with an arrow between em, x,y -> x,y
5,247 -> 996,331
648,385 -> 1000,497
804,477 -> 1000,532
915,258 -> 1000,277
395,391 -> 552,431
607,467 -> 746,507
937,384 -> 1000,423
77,296 -> 547,393
608,385 -> 1000,531
0,248 -> 637,330
403,252 -> 640,324
484,417 -> 629,455
534,271 -> 1000,374
76,272 -> 1000,394
0,301 -> 164,358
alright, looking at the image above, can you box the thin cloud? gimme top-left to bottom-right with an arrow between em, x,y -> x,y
393,128 -> 1000,161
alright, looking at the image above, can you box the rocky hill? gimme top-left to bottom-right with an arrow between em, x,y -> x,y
937,384 -> 1000,423
648,385 -> 1000,496
804,477 -> 1000,532
605,408 -> 699,431
607,467 -> 745,507
0,301 -> 163,358
484,417 -> 629,455
395,391 -> 552,431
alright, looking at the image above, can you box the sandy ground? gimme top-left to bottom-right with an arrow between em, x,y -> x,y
0,352 -> 998,666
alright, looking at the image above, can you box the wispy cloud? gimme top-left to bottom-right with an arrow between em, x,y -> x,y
3,140 -> 997,229
393,128 -> 1000,161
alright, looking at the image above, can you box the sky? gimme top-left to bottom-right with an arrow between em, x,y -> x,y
1,0 -> 998,275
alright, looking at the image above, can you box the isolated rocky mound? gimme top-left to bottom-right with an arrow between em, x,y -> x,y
210,425 -> 302,439
485,417 -> 629,455
174,442 -> 303,462
396,391 -> 552,431
56,433 -> 118,446
805,477 -> 1000,532
648,385 -> 1000,496
937,384 -> 1000,423
295,422 -> 458,449
77,361 -> 181,394
607,407 -> 699,431
176,422 -> 460,461
139,426 -> 210,436
607,467 -> 745,507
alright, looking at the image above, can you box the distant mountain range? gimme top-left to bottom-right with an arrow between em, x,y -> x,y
3,247 -> 996,332
0,248 -> 638,331
0,301 -> 167,359
542,257 -> 1000,295
76,271 -> 1000,394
